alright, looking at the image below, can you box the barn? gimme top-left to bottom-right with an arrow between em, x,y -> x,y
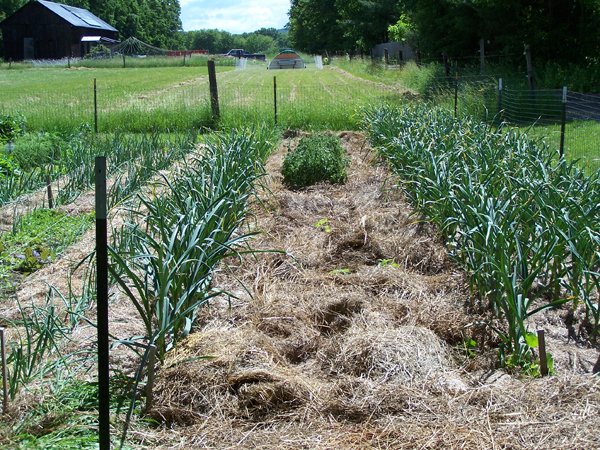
0,0 -> 118,61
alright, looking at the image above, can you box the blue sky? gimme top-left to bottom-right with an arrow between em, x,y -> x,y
180,0 -> 291,33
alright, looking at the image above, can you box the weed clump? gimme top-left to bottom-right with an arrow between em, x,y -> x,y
282,134 -> 349,188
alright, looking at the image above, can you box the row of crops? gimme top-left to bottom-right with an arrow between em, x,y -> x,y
0,126 -> 275,446
364,105 -> 600,371
0,127 -> 198,208
109,128 -> 275,364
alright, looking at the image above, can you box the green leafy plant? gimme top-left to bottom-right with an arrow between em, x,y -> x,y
329,268 -> 352,275
461,337 -> 478,358
109,127 -> 274,364
365,104 -> 598,371
0,152 -> 16,177
11,132 -> 61,171
314,217 -> 332,233
0,113 -> 25,144
377,258 -> 400,268
282,134 -> 349,188
0,208 -> 92,274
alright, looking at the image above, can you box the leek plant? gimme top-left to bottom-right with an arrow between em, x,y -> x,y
365,105 -> 600,369
5,297 -> 71,399
109,127 -> 275,363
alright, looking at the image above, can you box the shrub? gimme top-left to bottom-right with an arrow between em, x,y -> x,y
282,134 -> 349,188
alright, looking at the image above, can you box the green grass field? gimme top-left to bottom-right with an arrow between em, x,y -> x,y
0,62 -> 406,132
0,65 -> 233,131
0,59 -> 598,171
522,121 -> 600,173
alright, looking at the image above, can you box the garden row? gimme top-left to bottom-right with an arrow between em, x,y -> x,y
365,105 -> 600,372
0,127 -> 276,447
0,114 -> 196,208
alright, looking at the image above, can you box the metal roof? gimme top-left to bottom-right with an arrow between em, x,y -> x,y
38,0 -> 117,32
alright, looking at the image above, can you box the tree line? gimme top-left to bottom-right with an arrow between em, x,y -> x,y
288,0 -> 600,67
181,28 -> 289,55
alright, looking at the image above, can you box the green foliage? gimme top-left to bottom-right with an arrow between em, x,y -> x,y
0,208 -> 93,274
181,27 -> 288,55
314,218 -> 332,233
0,112 -> 25,144
0,152 -> 15,177
461,337 -> 478,358
387,14 -> 414,43
86,44 -> 111,59
11,132 -> 61,171
282,134 -> 349,188
377,258 -> 400,268
9,377 -> 131,449
366,104 -> 600,369
109,127 -> 275,363
289,0 -> 347,54
329,268 -> 352,275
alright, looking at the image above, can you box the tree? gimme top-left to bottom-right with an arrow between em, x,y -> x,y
335,0 -> 402,52
245,34 -> 275,54
403,0 -> 600,65
288,0 -> 346,53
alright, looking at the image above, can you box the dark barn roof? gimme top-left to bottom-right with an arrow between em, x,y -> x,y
36,0 -> 117,32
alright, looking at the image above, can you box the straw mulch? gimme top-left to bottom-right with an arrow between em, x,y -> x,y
143,132 -> 599,449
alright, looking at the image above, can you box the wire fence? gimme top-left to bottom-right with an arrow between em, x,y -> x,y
0,76 -> 407,133
1,69 -> 598,171
426,75 -> 600,172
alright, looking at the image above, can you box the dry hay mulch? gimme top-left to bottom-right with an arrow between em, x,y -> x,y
141,132 -> 600,449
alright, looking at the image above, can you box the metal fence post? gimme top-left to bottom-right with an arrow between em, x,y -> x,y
95,157 -> 110,450
94,78 -> 98,134
559,86 -> 567,158
0,327 -> 8,414
498,78 -> 504,122
273,76 -> 278,126
537,329 -> 549,377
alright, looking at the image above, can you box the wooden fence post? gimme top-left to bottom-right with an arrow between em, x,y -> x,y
208,60 -> 220,121
524,44 -> 535,91
479,38 -> 485,74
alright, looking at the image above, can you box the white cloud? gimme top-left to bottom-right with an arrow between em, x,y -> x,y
181,0 -> 291,33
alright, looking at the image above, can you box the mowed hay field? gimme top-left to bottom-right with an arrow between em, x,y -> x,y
0,62 -> 599,449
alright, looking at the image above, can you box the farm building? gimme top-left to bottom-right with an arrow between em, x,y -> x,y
268,49 -> 305,70
0,0 -> 118,61
371,41 -> 415,63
